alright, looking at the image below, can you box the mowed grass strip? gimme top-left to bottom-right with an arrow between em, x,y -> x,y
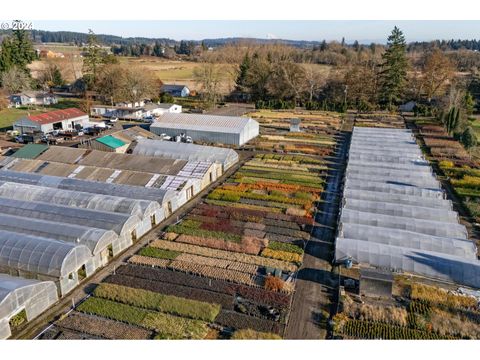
94,283 -> 221,322
77,296 -> 208,339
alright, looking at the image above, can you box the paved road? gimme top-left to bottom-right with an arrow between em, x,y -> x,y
12,155 -> 251,340
284,116 -> 353,339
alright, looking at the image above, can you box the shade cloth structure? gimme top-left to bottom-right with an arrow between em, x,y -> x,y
0,274 -> 58,339
335,127 -> 480,288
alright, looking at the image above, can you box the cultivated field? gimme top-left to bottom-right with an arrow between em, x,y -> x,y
40,110 -> 342,340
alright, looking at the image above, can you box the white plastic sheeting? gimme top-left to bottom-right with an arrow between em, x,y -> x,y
336,238 -> 480,289
343,188 -> 452,209
342,198 -> 458,223
339,223 -> 476,259
0,169 -> 177,208
0,181 -> 160,220
0,229 -> 91,278
133,139 -> 239,170
336,127 -> 480,288
0,274 -> 58,339
0,213 -> 117,256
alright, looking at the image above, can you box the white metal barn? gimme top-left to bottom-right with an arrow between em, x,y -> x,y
335,127 -> 480,288
0,274 -> 58,339
150,113 -> 259,146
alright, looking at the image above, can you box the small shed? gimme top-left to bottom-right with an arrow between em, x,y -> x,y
359,268 -> 393,299
94,135 -> 129,153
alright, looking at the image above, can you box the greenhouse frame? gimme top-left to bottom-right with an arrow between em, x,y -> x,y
336,127 -> 480,288
0,274 -> 58,339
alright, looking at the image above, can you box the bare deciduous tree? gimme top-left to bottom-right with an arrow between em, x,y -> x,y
422,48 -> 456,102
193,62 -> 224,108
1,67 -> 31,94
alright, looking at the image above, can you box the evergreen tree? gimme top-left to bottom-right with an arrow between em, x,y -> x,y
0,38 -> 15,74
10,24 -> 36,70
82,30 -> 104,84
461,126 -> 477,150
235,53 -> 250,92
379,26 -> 409,108
52,66 -> 64,87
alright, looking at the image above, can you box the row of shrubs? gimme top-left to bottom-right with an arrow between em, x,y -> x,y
77,297 -> 208,339
167,219 -> 242,243
93,283 -> 221,322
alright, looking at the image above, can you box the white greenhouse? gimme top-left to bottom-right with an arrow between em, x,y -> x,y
335,127 -> 480,288
132,138 -> 239,171
0,274 -> 58,339
0,230 -> 92,296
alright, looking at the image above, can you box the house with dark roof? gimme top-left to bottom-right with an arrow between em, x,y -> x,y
13,108 -> 89,134
160,84 -> 190,98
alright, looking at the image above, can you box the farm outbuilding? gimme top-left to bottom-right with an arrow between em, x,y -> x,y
150,113 -> 259,146
132,138 -> 239,172
0,274 -> 58,339
0,230 -> 92,296
13,108 -> 89,134
335,127 -> 480,288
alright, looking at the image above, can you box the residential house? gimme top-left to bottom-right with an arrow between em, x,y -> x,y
10,92 -> 58,107
160,84 -> 190,98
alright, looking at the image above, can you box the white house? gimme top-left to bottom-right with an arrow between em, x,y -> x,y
145,103 -> 182,117
13,108 -> 90,134
10,92 -> 58,107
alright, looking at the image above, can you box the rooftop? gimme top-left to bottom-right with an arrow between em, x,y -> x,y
152,113 -> 255,134
23,108 -> 87,125
95,135 -> 127,149
12,144 -> 49,159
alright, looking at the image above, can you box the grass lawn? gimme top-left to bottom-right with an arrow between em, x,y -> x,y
0,99 -> 84,130
0,108 -> 46,130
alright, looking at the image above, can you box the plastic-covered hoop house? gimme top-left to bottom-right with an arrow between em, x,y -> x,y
0,274 -> 58,339
132,138 -> 239,171
0,197 -> 141,255
336,127 -> 480,288
0,229 -> 92,295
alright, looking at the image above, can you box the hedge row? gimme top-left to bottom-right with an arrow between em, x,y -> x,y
138,247 -> 181,260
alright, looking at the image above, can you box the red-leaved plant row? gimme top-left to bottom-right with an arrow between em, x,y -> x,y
194,203 -> 314,226
57,312 -> 153,340
116,265 -> 291,308
104,273 -> 235,310
215,310 -> 284,335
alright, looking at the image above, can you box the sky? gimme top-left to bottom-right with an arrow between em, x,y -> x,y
31,20 -> 480,43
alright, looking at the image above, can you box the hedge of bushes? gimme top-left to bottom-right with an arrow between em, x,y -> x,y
138,247 -> 180,260
261,248 -> 303,265
341,320 -> 455,340
94,283 -> 221,322
77,297 -> 208,339
268,241 -> 304,255
215,310 -> 284,335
